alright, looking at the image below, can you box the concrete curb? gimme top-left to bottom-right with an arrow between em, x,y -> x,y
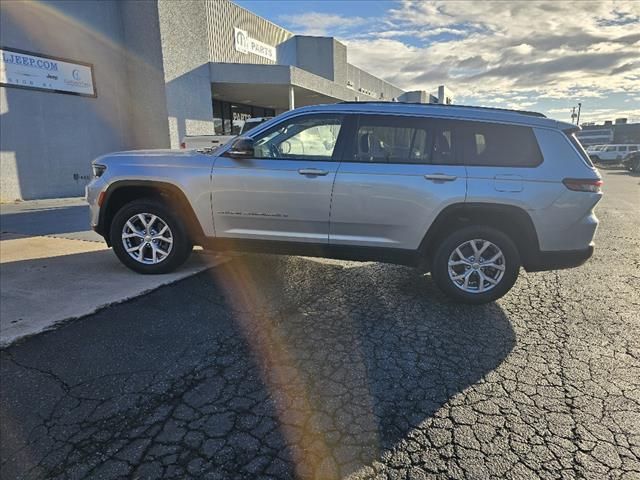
0,256 -> 229,349
0,235 -> 230,347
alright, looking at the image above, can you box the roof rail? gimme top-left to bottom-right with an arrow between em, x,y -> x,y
336,101 -> 547,118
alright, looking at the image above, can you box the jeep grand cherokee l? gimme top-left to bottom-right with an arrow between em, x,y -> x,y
86,103 -> 602,304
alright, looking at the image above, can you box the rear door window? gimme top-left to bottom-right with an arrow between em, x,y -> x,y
353,116 -> 431,164
349,115 -> 457,165
455,121 -> 543,167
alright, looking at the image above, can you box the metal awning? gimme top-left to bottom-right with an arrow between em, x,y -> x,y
210,63 -> 359,110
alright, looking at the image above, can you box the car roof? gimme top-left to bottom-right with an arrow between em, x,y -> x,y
285,102 -> 575,130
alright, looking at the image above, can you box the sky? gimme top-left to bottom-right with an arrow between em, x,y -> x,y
235,0 -> 640,124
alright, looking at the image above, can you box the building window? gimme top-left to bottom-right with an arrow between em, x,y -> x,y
212,99 -> 275,135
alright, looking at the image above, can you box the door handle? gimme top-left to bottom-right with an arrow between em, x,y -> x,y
298,168 -> 329,176
424,173 -> 457,182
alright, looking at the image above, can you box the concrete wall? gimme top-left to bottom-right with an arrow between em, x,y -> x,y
0,0 -> 134,201
613,123 -> 640,143
346,64 -> 405,101
398,91 -> 429,103
293,37 -> 337,81
120,0 -> 170,149
157,0 -> 215,148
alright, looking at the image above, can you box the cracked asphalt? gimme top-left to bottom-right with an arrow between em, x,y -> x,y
1,169 -> 639,480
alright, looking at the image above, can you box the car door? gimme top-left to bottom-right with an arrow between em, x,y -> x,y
617,145 -> 627,160
603,145 -> 617,161
329,114 -> 467,250
212,114 -> 344,243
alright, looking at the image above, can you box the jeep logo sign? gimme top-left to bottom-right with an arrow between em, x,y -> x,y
233,27 -> 276,62
0,47 -> 96,97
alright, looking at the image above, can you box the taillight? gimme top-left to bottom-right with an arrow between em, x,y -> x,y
562,178 -> 603,193
180,142 -> 186,149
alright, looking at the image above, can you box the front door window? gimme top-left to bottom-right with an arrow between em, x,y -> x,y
253,116 -> 342,160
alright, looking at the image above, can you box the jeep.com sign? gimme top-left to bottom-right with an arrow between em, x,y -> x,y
0,47 -> 96,97
233,28 -> 276,62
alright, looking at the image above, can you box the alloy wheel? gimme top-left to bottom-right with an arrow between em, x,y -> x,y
121,213 -> 174,265
447,239 -> 506,293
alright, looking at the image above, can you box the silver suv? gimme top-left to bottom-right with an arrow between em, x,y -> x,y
87,103 -> 602,303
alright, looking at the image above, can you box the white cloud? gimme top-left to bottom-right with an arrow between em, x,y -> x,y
279,12 -> 366,36
340,1 -> 640,110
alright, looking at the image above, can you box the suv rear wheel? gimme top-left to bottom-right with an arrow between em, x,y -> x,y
431,226 -> 520,304
110,199 -> 192,274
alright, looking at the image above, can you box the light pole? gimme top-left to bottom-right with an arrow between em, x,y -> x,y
570,103 -> 583,125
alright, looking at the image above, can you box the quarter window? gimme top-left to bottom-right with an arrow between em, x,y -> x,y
253,116 -> 342,160
457,121 -> 543,167
617,146 -> 627,151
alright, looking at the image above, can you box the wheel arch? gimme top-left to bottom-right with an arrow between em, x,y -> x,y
98,180 -> 204,246
419,202 -> 541,269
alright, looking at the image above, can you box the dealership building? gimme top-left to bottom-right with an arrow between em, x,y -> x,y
575,118 -> 640,146
0,0 -> 451,201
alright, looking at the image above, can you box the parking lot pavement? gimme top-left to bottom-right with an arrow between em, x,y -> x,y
1,169 -> 639,480
0,198 -> 224,346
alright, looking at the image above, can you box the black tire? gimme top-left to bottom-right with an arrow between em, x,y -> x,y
590,155 -> 600,164
431,226 -> 521,304
110,198 -> 192,274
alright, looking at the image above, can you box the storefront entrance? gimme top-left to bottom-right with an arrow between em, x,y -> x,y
213,99 -> 275,135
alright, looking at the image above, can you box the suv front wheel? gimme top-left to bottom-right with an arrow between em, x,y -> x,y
110,199 -> 192,274
431,226 -> 520,304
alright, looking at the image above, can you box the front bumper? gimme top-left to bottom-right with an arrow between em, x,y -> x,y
85,178 -> 106,237
524,244 -> 594,272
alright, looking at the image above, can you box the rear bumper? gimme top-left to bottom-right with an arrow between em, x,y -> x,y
524,244 -> 594,272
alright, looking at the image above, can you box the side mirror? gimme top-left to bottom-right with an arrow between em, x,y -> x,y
225,137 -> 254,159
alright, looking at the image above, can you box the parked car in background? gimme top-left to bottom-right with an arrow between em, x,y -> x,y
180,135 -> 234,150
585,145 -> 605,154
87,103 -> 602,304
622,151 -> 640,172
589,144 -> 640,163
180,117 -> 273,151
239,116 -> 272,134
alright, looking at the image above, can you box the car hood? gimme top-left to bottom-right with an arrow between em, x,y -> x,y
93,149 -> 206,166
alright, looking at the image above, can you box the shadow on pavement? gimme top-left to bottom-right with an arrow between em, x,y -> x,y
0,205 -> 92,238
0,254 -> 515,479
